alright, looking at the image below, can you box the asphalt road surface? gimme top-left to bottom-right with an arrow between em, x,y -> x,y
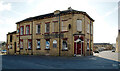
2,55 -> 119,69
94,50 -> 120,62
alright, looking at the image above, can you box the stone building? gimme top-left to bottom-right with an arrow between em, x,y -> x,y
7,8 -> 94,56
94,43 -> 113,51
7,31 -> 17,54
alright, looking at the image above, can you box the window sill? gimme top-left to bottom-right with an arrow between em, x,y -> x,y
25,34 -> 31,35
36,48 -> 41,50
45,49 -> 50,50
62,49 -> 68,51
44,32 -> 50,34
52,32 -> 59,33
28,48 -> 32,50
60,31 -> 68,33
20,48 -> 23,50
36,33 -> 41,35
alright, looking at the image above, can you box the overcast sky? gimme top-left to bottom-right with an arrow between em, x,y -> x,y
0,0 -> 119,43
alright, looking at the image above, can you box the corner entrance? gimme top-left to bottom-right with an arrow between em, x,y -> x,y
74,35 -> 84,56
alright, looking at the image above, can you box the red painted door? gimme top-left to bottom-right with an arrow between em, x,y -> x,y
77,42 -> 81,54
74,35 -> 84,55
74,42 -> 81,55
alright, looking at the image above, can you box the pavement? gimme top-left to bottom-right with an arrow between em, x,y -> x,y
1,55 -> 119,69
93,50 -> 120,62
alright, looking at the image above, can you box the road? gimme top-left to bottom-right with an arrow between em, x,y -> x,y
93,50 -> 120,62
1,55 -> 119,69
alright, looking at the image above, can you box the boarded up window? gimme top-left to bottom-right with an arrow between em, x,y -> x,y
61,21 -> 68,31
52,22 -> 58,32
77,20 -> 82,31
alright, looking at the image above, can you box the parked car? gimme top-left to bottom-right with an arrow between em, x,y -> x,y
112,49 -> 115,52
94,50 -> 99,53
1,50 -> 7,53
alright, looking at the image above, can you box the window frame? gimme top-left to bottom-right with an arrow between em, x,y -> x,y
28,39 -> 32,50
62,39 -> 68,51
45,22 -> 50,33
45,39 -> 50,50
87,22 -> 90,33
76,19 -> 82,32
36,24 -> 41,34
20,39 -> 23,49
90,22 -> 93,34
53,40 -> 57,48
61,21 -> 68,32
26,25 -> 30,35
20,26 -> 24,35
36,39 -> 41,50
10,35 -> 12,42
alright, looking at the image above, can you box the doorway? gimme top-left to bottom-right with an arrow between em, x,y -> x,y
74,36 -> 84,56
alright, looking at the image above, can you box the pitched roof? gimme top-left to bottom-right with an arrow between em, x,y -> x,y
16,9 -> 94,24
7,31 -> 16,35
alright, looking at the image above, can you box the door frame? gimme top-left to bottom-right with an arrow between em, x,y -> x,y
74,35 -> 84,56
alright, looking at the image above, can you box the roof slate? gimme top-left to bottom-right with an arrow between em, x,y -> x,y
16,9 -> 94,24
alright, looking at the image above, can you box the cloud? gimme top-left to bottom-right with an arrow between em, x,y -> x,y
0,1 -> 11,12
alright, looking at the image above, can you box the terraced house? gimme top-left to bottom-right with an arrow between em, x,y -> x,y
7,7 -> 94,56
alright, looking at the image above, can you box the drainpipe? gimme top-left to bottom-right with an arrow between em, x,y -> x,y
31,21 -> 33,55
84,13 -> 85,56
58,13 -> 61,56
90,21 -> 91,55
19,23 -> 20,55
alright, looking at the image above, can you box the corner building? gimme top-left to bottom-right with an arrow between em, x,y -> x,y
7,8 -> 94,56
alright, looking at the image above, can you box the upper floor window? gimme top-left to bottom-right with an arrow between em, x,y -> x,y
52,22 -> 58,32
36,24 -> 40,34
90,22 -> 93,34
45,23 -> 50,33
46,39 -> 50,49
76,19 -> 82,32
61,21 -> 67,32
37,39 -> 40,49
17,29 -> 19,33
20,26 -> 24,35
26,25 -> 30,34
87,23 -> 90,33
10,35 -> 12,42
